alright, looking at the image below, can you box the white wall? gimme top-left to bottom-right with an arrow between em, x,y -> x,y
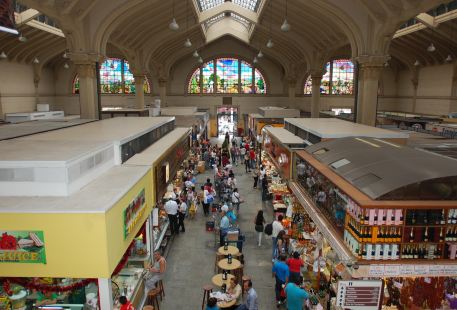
0,61 -> 56,118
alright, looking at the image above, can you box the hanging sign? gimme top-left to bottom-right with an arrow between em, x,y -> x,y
123,188 -> 147,239
0,231 -> 46,264
336,280 -> 383,310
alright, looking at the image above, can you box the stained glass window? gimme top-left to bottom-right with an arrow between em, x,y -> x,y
216,58 -> 239,93
197,0 -> 224,11
254,68 -> 266,94
331,59 -> 354,95
240,61 -> 253,94
233,0 -> 260,12
187,57 -> 266,95
100,58 -> 122,94
72,58 -> 150,94
303,59 -> 353,95
202,61 -> 215,93
189,68 -> 201,94
197,0 -> 259,12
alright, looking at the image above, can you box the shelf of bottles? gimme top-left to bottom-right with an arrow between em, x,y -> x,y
343,200 -> 457,261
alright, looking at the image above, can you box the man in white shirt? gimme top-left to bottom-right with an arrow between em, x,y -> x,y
164,198 -> 179,235
231,188 -> 241,211
272,215 -> 284,261
178,199 -> 187,233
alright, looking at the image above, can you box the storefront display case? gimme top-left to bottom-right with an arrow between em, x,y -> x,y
112,268 -> 145,310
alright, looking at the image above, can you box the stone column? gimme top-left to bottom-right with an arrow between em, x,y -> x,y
75,62 -> 99,119
287,78 -> 296,108
355,56 -> 387,126
411,77 -> 419,113
33,64 -> 41,105
134,75 -> 145,109
158,77 -> 167,107
450,62 -> 457,114
311,75 -> 322,118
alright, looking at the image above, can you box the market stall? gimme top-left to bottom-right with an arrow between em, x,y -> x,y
290,137 -> 457,309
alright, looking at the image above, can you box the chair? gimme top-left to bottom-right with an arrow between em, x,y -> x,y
147,288 -> 161,310
156,279 -> 165,300
201,285 -> 213,310
233,265 -> 244,289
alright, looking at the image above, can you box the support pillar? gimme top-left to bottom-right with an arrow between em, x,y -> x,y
33,63 -> 41,105
355,56 -> 387,126
98,278 -> 113,310
159,78 -> 168,107
411,78 -> 419,113
287,79 -> 296,108
75,63 -> 99,119
311,75 -> 322,118
134,75 -> 145,109
450,62 -> 457,113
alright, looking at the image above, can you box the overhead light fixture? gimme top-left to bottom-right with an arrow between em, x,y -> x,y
384,61 -> 389,67
281,0 -> 290,32
0,51 -> 7,59
18,33 -> 27,42
64,63 -> 69,69
63,51 -> 68,59
253,57 -> 258,64
414,60 -> 420,66
266,39 -> 274,48
198,57 -> 203,64
427,43 -> 436,52
281,19 -> 290,32
257,50 -> 263,58
169,18 -> 179,31
193,50 -> 199,58
33,57 -> 39,64
446,54 -> 453,62
184,38 -> 192,48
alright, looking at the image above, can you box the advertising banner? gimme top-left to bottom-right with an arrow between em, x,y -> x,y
0,231 -> 46,264
124,188 -> 146,239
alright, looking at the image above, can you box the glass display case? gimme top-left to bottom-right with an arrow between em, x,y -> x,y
112,268 -> 145,309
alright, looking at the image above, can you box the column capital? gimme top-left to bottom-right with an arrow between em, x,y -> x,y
354,54 -> 390,67
158,77 -> 168,87
133,74 -> 145,81
69,52 -> 105,65
75,63 -> 96,78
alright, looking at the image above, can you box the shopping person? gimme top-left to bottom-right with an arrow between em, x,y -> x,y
236,280 -> 258,310
119,296 -> 134,310
177,198 -> 187,232
285,276 -> 309,310
144,251 -> 167,295
272,215 -> 284,261
254,210 -> 265,246
252,167 -> 259,189
164,198 -> 179,235
272,255 -> 290,307
220,210 -> 230,246
286,251 -> 304,283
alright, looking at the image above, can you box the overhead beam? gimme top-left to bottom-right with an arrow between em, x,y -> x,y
25,19 -> 65,37
416,13 -> 436,28
394,10 -> 457,38
14,9 -> 40,26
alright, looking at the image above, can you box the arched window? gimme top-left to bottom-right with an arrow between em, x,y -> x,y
188,57 -> 267,94
304,59 -> 354,95
72,58 -> 151,94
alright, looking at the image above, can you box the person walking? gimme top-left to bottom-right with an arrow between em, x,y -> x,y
286,251 -> 305,284
177,198 -> 187,232
240,146 -> 246,165
244,152 -> 250,173
164,198 -> 179,235
254,210 -> 265,246
252,167 -> 259,189
261,176 -> 268,201
230,145 -> 236,165
235,280 -> 258,310
276,230 -> 287,258
272,215 -> 284,261
231,188 -> 241,212
285,277 -> 309,310
234,145 -> 240,166
220,210 -> 230,246
249,149 -> 256,170
272,255 -> 289,307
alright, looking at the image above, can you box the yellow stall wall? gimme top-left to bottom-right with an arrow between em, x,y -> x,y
0,169 -> 153,279
104,169 -> 153,276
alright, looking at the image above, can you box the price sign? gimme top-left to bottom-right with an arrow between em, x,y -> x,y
414,265 -> 430,275
336,280 -> 383,310
429,265 -> 444,276
384,265 -> 400,277
368,265 -> 385,277
444,264 -> 457,275
399,265 -> 415,276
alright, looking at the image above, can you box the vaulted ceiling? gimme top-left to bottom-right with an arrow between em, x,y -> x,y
0,0 -> 455,78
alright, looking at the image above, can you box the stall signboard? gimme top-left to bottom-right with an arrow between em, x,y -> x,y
367,263 -> 457,277
336,280 -> 382,310
264,133 -> 291,179
124,188 -> 147,239
0,231 -> 46,264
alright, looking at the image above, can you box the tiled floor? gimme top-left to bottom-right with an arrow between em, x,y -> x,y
160,153 -> 278,309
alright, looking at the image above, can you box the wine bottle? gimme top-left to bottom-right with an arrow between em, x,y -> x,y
374,209 -> 378,225
409,228 -> 414,243
453,227 -> 457,242
446,228 -> 451,242
441,209 -> 446,225
453,209 -> 457,224
224,241 -> 228,251
440,228 -> 444,243
378,209 -> 384,225
222,283 -> 227,293
382,209 -> 387,222
423,227 -> 429,242
399,210 -> 404,225
364,209 -> 369,223
397,227 -> 402,243
413,246 -> 418,259
402,245 -> 407,258
424,211 -> 428,225
362,244 -> 367,259
222,270 -> 227,280
378,227 -> 384,242
390,209 -> 395,222
228,254 -> 232,264
411,211 -> 416,225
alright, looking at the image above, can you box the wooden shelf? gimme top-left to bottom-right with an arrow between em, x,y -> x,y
404,224 -> 445,227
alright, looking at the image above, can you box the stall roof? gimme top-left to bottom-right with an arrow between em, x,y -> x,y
285,118 -> 409,139
305,137 -> 457,200
249,113 -> 267,119
124,127 -> 191,166
264,127 -> 304,145
19,117 -> 175,144
0,165 -> 150,213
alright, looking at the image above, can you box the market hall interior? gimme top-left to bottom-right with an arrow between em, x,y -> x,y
2,0 -> 457,309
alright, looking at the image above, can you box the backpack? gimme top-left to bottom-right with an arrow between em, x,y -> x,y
264,223 -> 273,236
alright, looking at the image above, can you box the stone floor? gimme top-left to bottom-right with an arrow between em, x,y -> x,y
160,155 -> 278,309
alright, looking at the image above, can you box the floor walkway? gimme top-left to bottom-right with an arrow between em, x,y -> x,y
161,159 -> 278,309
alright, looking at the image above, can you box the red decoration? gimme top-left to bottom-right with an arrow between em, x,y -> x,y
2,278 -> 96,293
0,232 -> 17,250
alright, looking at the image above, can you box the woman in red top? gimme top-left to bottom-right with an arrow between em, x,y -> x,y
119,296 -> 135,310
286,251 -> 304,283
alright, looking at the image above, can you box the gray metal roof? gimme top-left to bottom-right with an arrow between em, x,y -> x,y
305,137 -> 457,200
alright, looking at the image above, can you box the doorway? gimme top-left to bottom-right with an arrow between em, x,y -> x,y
216,106 -> 238,137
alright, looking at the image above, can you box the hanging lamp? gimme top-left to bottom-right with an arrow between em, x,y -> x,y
62,51 -> 68,58
414,60 -> 420,66
193,50 -> 199,58
281,0 -> 290,32
258,50 -> 263,58
18,33 -> 27,42
266,39 -> 274,48
427,43 -> 436,52
198,57 -> 203,64
266,1 -> 274,48
33,57 -> 39,64
446,54 -> 453,62
0,51 -> 7,59
64,63 -> 69,69
169,0 -> 180,31
253,57 -> 258,63
184,0 -> 192,48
